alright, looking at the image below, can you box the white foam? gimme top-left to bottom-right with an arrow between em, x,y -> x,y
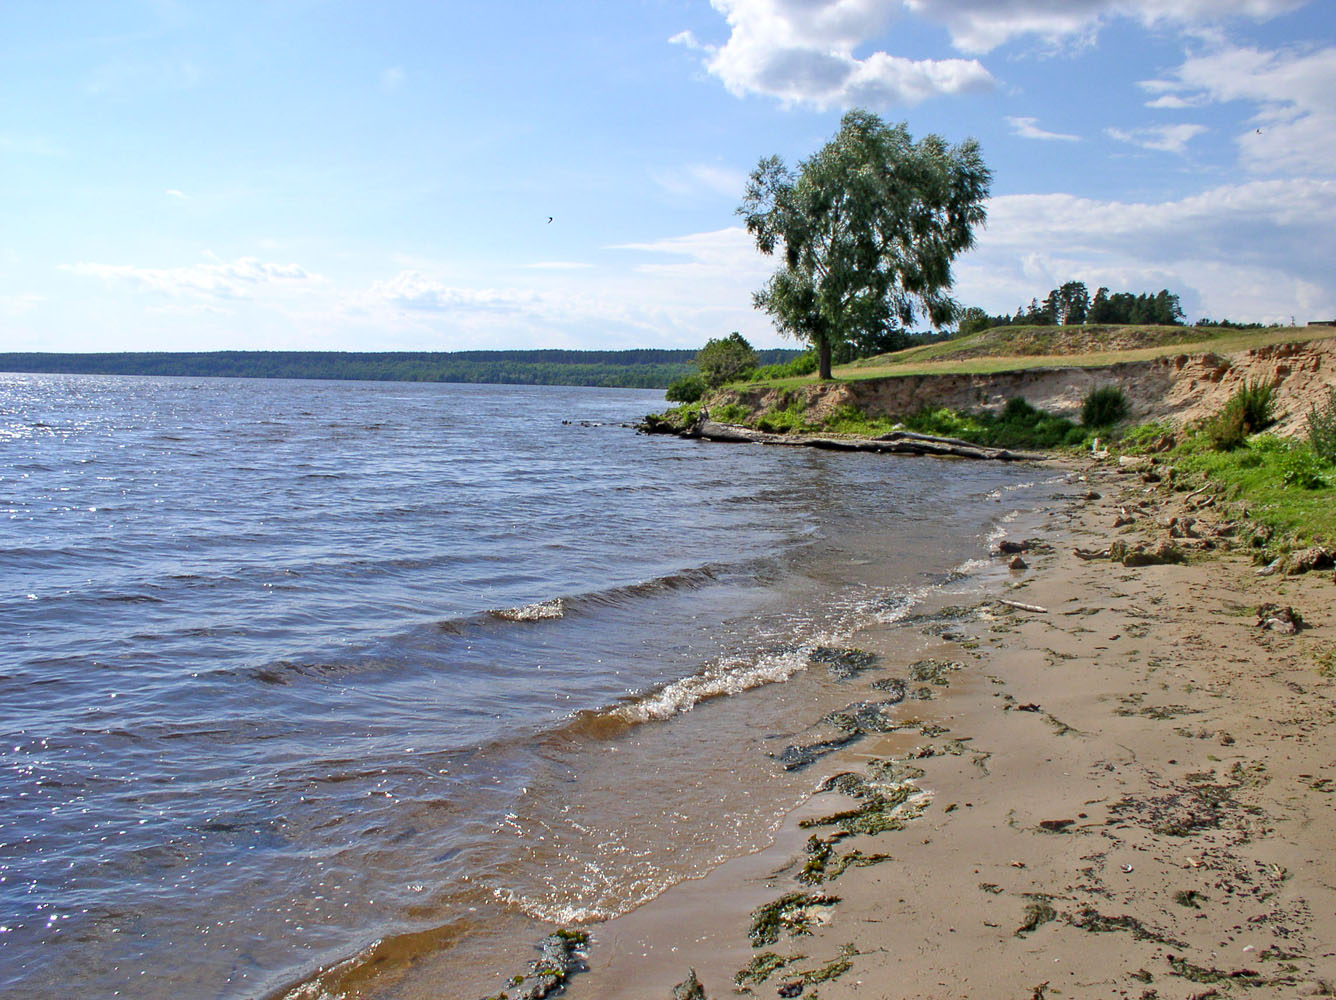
489,598 -> 564,622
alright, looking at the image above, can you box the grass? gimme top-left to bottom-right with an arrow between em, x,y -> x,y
1118,430 -> 1336,550
743,324 -> 1332,388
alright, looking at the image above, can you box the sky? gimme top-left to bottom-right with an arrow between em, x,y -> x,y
1,0 -> 1333,353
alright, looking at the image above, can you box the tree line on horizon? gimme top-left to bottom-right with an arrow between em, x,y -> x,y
0,347 -> 804,389
958,281 -> 1186,335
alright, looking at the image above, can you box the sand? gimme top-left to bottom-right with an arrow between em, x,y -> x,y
563,456 -> 1336,999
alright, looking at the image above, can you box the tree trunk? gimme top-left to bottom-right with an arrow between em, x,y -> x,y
817,339 -> 833,380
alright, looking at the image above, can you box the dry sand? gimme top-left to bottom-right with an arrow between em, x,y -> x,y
563,456 -> 1336,999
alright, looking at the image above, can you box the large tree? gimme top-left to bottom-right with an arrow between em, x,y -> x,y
739,109 -> 991,380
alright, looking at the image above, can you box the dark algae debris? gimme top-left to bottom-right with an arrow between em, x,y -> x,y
748,892 -> 841,947
482,929 -> 588,1000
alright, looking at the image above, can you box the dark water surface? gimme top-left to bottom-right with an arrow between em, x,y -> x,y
0,374 -> 1050,998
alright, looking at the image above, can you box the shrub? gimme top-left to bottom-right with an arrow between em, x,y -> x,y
1308,387 -> 1336,465
1231,378 -> 1279,433
1082,386 -> 1129,428
1279,447 -> 1331,490
696,332 -> 758,387
665,373 -> 706,403
752,351 -> 819,381
1206,378 -> 1279,450
710,402 -> 751,424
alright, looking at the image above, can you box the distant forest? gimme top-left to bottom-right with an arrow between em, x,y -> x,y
0,348 -> 804,389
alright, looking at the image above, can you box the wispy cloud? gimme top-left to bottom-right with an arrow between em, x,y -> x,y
902,0 -> 1307,54
64,254 -> 321,300
1143,42 -> 1336,176
1106,123 -> 1208,153
165,188 -> 188,199
526,261 -> 595,270
1006,116 -> 1080,142
652,163 -> 749,198
380,66 -> 406,94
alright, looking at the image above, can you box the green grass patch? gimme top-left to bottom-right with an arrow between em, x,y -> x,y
1162,434 -> 1336,547
903,398 -> 1090,449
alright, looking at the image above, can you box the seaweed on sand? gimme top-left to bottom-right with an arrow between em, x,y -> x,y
749,892 -> 841,947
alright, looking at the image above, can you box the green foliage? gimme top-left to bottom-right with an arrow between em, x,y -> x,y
740,109 -> 991,378
1167,433 -> 1336,546
753,349 -> 819,381
1279,447 -> 1332,490
664,373 -> 706,403
710,402 -> 752,424
1082,385 -> 1129,428
1205,378 -> 1279,450
1116,420 -> 1176,453
962,283 -> 1184,333
904,398 -> 1088,449
695,332 -> 759,387
755,392 -> 814,434
1307,387 -> 1336,464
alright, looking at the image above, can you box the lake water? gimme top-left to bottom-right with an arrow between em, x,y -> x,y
0,374 -> 1051,998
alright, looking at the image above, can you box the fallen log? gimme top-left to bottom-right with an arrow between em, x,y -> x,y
693,420 -> 1046,462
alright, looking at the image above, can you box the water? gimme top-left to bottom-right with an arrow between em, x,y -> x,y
0,373 -> 1049,998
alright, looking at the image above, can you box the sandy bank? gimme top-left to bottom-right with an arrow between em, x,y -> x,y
713,335 -> 1335,438
563,459 -> 1336,999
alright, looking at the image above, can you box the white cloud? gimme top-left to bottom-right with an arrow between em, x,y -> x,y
680,0 -> 994,109
65,255 -> 321,301
1146,43 -> 1336,175
0,293 -> 45,316
380,66 -> 406,93
1106,123 -> 1208,153
956,178 -> 1336,323
613,226 -> 772,280
527,261 -> 595,270
1006,115 -> 1080,141
165,188 -> 188,199
902,0 -> 1307,54
652,163 -> 749,198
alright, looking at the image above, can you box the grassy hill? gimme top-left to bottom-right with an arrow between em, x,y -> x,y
745,324 -> 1336,387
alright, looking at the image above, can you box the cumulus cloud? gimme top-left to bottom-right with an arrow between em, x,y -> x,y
675,0 -> 994,109
1106,122 -> 1208,153
678,0 -> 1306,108
1144,42 -> 1336,175
956,177 -> 1336,323
1006,116 -> 1080,141
65,255 -> 320,300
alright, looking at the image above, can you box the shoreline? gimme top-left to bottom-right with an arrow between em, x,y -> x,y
529,455 -> 1334,998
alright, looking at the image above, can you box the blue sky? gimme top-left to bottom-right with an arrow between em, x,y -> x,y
2,0 -> 1333,353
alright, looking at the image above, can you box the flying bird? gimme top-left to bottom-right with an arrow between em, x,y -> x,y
547,216 -> 553,224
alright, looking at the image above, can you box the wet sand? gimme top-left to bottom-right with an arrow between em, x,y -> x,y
559,456 -> 1336,999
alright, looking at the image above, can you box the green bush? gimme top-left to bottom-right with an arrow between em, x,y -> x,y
665,373 -> 706,403
752,351 -> 818,381
1081,386 -> 1129,428
1280,447 -> 1331,490
710,402 -> 751,424
904,397 -> 1088,450
1308,387 -> 1336,465
1206,378 -> 1279,450
696,332 -> 758,387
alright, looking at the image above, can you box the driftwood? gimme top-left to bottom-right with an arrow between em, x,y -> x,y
692,420 -> 1046,462
997,599 -> 1049,614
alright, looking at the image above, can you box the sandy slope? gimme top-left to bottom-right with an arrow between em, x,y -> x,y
567,457 -> 1336,1000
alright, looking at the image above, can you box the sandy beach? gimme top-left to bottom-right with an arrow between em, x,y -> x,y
555,454 -> 1336,999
